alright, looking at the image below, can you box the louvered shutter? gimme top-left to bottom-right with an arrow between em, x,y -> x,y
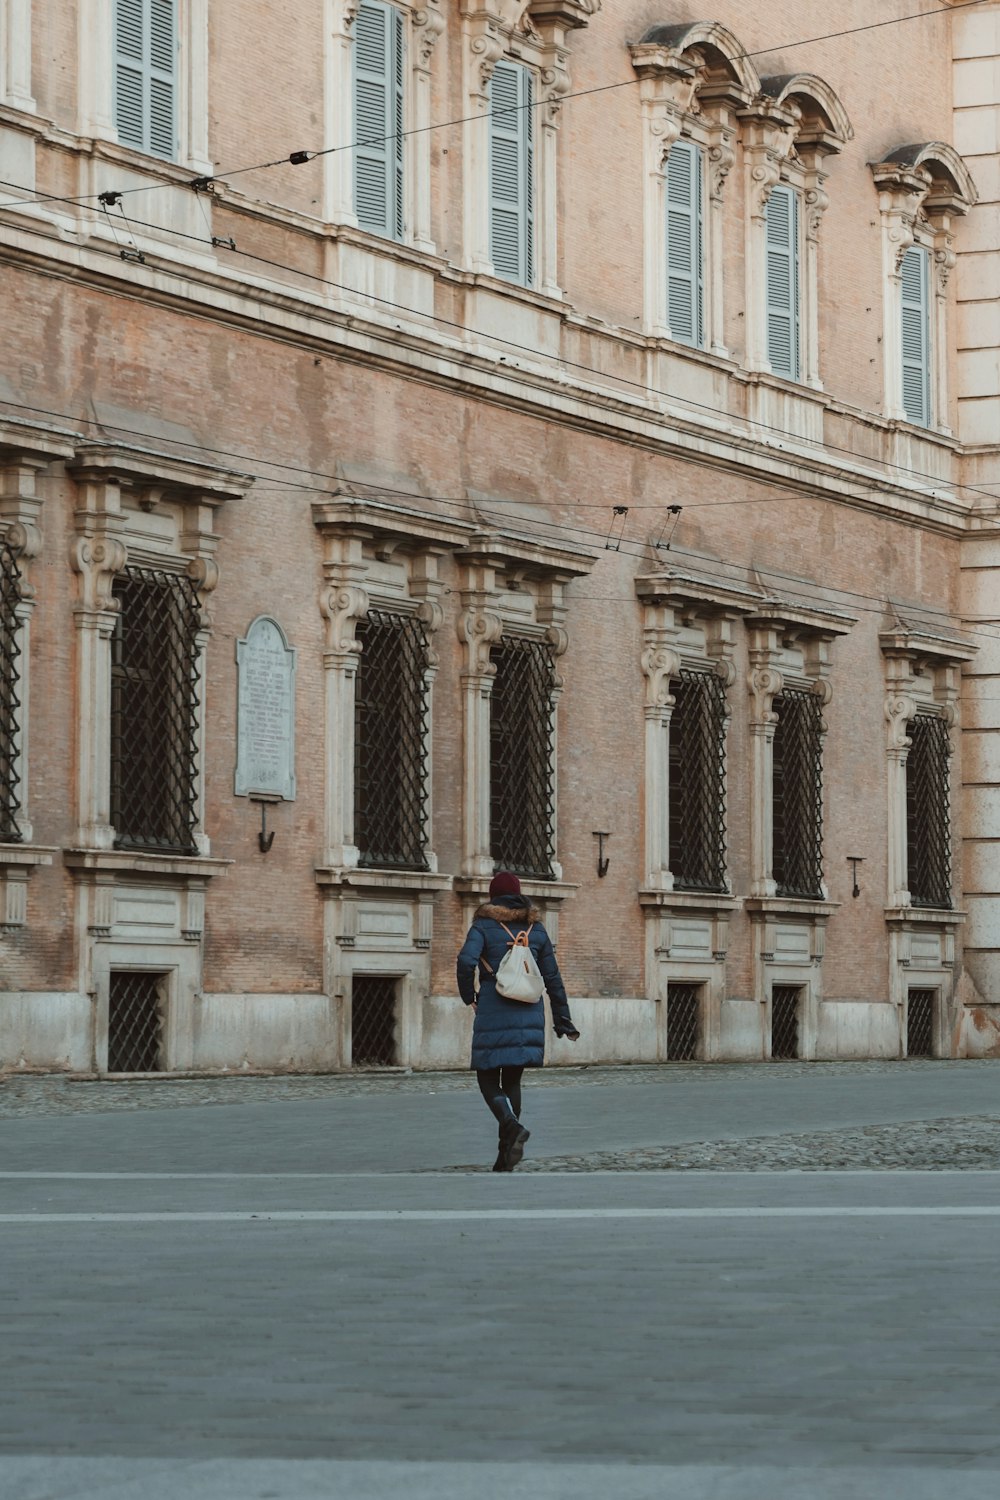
666,140 -> 704,348
489,60 -> 534,286
901,246 -> 931,426
114,0 -> 176,158
765,185 -> 800,380
354,1 -> 405,240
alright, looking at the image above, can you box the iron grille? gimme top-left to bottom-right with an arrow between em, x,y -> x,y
490,636 -> 556,880
0,541 -> 22,842
771,985 -> 801,1060
669,668 -> 727,892
907,988 -> 935,1058
772,688 -> 824,899
110,566 -> 201,854
666,983 -> 701,1061
107,971 -> 165,1073
906,713 -> 952,909
355,609 -> 430,870
351,976 -> 399,1067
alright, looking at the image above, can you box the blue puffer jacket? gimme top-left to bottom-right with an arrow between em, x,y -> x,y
456,896 -> 577,1069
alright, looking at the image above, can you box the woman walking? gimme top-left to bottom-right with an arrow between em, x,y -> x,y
457,871 -> 579,1171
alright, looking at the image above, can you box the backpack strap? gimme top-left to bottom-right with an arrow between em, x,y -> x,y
499,921 -> 534,948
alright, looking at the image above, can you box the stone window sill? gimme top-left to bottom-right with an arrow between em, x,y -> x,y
745,897 -> 840,922
453,877 -> 577,907
639,888 -> 739,913
315,867 -> 454,896
63,849 -> 232,882
885,905 -> 966,928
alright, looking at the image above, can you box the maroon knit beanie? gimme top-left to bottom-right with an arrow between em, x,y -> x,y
489,871 -> 521,901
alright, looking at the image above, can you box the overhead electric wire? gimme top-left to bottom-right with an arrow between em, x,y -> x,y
0,0 -> 986,215
5,390 -> 1000,647
23,193 -> 1000,514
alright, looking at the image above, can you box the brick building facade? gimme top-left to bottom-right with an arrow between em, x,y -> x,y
0,0 -> 998,1071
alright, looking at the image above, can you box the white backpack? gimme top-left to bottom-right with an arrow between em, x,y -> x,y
494,922 -> 546,1003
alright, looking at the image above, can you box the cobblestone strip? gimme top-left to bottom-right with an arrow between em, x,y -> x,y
0,1059 -> 996,1119
443,1115 -> 1000,1173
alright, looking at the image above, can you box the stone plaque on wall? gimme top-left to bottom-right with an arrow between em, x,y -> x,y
235,616 -> 296,800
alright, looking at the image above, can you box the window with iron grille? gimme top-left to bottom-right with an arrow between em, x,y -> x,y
770,985 -> 801,1059
351,976 -> 399,1066
772,687 -> 823,899
665,983 -> 701,1061
0,541 -> 23,843
355,608 -> 430,870
107,970 -> 166,1073
490,636 -> 555,880
110,566 -> 201,854
668,667 -> 727,892
906,712 -> 951,909
906,988 -> 935,1058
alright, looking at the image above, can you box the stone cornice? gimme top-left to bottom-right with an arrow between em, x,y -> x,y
68,443 -> 251,504
635,569 -> 764,614
312,495 -> 475,552
0,215 -> 980,539
456,530 -> 596,580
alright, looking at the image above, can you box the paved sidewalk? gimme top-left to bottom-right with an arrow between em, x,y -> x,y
4,1061 -> 1000,1499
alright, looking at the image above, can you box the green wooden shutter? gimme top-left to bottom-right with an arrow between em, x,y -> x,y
666,140 -> 704,348
765,185 -> 800,380
114,0 -> 176,158
901,246 -> 931,426
489,60 -> 534,286
354,1 -> 405,240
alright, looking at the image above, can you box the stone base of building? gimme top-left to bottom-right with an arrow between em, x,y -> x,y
5,988 -> 999,1073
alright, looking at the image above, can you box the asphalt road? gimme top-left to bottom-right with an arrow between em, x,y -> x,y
4,1064 -> 1000,1498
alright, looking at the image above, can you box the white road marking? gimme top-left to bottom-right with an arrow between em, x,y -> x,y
3,1206 -> 1000,1223
2,1168 -> 1000,1180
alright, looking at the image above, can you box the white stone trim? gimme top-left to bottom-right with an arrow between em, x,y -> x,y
67,444 -> 248,855
77,0 -> 211,172
745,601 -> 854,902
322,0 -> 445,250
458,0 -> 599,294
880,616 -> 975,911
628,31 -> 745,351
455,529 -> 593,884
871,147 -> 977,433
2,0 -> 34,112
740,75 -> 851,388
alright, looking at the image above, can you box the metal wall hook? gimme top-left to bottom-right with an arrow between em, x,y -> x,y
593,831 -> 611,878
256,804 -> 275,852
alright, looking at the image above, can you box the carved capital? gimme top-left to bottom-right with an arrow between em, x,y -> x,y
459,601 -> 504,677
886,693 -> 917,752
4,520 -> 41,563
641,643 -> 681,710
935,236 -> 956,293
748,665 -> 784,724
804,177 -> 830,242
187,556 -> 220,628
470,24 -> 505,90
321,582 -> 370,656
70,535 -> 128,615
412,0 -> 446,67
708,137 -> 736,201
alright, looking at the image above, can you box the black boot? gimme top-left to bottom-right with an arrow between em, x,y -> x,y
491,1130 -> 505,1173
491,1094 -> 530,1171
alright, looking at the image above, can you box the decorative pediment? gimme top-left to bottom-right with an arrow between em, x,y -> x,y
758,73 -> 853,153
629,20 -> 759,106
870,141 -> 978,218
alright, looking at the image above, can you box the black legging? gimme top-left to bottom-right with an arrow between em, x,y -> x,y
476,1066 -> 524,1119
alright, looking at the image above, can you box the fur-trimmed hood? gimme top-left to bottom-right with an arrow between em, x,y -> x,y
475,901 -> 543,924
